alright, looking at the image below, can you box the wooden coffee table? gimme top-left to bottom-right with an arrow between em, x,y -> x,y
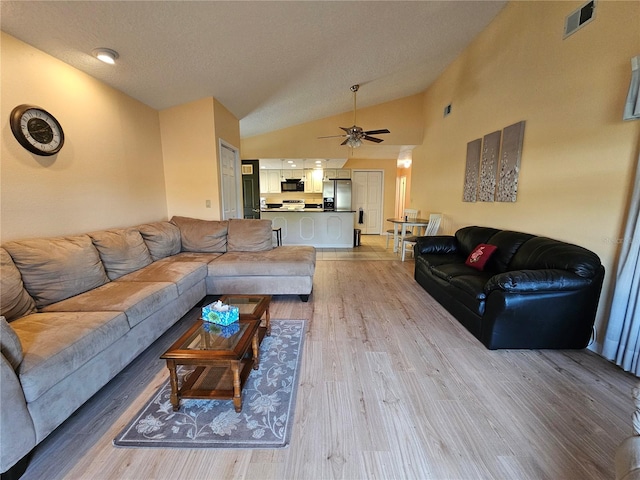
160,295 -> 272,412
161,319 -> 261,412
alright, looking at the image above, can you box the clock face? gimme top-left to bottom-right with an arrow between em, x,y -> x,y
10,105 -> 65,156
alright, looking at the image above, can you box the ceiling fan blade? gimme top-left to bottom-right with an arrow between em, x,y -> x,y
340,138 -> 350,146
318,135 -> 348,139
363,129 -> 390,135
363,135 -> 384,143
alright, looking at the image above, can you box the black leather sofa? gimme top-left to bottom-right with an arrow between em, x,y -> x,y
414,226 -> 605,349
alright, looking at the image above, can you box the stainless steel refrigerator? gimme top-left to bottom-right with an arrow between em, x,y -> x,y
322,179 -> 352,211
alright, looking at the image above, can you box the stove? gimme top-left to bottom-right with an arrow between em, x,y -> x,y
281,199 -> 306,210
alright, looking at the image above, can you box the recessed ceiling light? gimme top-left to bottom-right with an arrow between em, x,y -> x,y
92,48 -> 119,65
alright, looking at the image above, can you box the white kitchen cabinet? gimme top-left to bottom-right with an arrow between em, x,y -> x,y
323,169 -> 336,180
303,172 -> 313,193
312,171 -> 324,193
259,170 -> 268,193
260,170 -> 282,193
268,170 -> 282,192
336,169 -> 351,178
284,169 -> 303,179
304,169 -> 324,193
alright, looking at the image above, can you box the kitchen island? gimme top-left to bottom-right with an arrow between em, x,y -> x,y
261,209 -> 356,248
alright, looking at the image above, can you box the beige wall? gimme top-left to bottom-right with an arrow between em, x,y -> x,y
159,97 -> 240,220
213,98 -> 241,161
0,33 -> 168,242
410,1 -> 640,343
160,98 -> 219,219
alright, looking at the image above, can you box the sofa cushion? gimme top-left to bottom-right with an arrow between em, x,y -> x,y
10,311 -> 129,403
455,227 -> 500,256
227,219 -> 273,252
0,248 -> 36,321
137,221 -> 181,261
0,316 -> 23,370
40,281 -> 178,328
509,236 -> 602,279
89,229 -> 153,280
117,261 -> 207,295
170,216 -> 228,253
430,263 -> 479,282
415,236 -> 460,255
465,244 -> 498,271
160,252 -> 223,263
4,235 -> 110,309
484,230 -> 535,272
209,246 -> 316,277
417,252 -> 467,269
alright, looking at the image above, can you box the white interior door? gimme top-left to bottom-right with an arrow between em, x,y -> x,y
219,141 -> 241,219
352,170 -> 383,234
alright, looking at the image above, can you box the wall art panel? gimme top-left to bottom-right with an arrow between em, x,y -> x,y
463,138 -> 482,202
496,121 -> 525,202
478,130 -> 501,202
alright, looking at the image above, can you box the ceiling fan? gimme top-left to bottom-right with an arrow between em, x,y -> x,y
318,84 -> 390,148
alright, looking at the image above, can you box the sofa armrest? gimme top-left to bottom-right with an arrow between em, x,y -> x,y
415,235 -> 459,255
485,269 -> 591,293
1,354 -> 36,473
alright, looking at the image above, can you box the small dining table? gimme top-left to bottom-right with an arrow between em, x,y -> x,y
386,217 -> 431,253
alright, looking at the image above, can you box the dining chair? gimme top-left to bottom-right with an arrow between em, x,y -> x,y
401,213 -> 442,261
385,209 -> 419,249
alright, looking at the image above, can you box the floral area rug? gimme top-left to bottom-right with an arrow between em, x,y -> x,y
114,319 -> 305,449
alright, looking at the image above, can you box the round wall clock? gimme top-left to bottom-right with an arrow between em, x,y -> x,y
10,104 -> 65,156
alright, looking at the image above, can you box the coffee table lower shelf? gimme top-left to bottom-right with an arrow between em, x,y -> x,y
171,356 -> 258,412
162,319 -> 263,413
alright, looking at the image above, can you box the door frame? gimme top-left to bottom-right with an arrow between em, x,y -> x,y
351,168 -> 385,235
218,139 -> 242,219
396,175 -> 407,218
241,159 -> 260,218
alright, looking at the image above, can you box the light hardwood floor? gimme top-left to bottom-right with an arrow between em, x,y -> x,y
20,235 -> 637,479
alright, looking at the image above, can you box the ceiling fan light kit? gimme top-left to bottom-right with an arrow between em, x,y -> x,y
319,84 -> 390,148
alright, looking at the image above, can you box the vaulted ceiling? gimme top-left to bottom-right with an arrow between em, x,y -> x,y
1,1 -> 506,139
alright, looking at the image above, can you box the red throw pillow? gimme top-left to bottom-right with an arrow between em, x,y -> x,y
465,244 -> 498,271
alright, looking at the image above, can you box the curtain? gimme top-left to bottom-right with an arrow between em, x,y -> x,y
624,55 -> 640,121
603,154 -> 640,374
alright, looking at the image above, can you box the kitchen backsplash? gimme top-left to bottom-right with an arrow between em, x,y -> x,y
262,192 -> 324,204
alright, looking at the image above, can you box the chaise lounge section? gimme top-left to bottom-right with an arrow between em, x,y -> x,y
0,217 -> 315,479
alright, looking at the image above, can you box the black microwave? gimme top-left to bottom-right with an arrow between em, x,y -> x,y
281,179 -> 304,192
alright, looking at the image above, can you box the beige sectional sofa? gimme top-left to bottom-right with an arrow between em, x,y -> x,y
0,217 -> 315,478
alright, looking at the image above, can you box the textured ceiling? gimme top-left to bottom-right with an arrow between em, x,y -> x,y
1,1 -> 506,139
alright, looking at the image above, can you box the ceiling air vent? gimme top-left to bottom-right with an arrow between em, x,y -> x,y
564,1 -> 596,39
